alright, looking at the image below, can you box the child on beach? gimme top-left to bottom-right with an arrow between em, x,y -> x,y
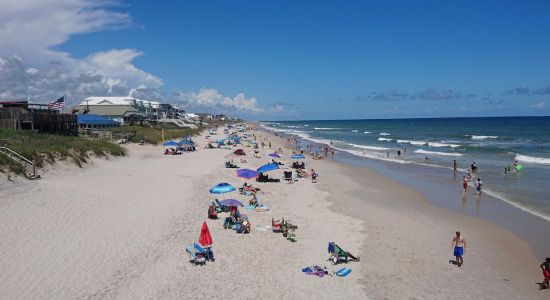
541,257 -> 550,289
311,169 -> 318,183
475,178 -> 483,195
462,176 -> 468,192
452,231 -> 467,267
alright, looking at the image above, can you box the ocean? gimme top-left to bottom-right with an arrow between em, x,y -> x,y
261,117 -> 550,223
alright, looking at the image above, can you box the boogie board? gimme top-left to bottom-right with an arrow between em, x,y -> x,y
336,267 -> 352,277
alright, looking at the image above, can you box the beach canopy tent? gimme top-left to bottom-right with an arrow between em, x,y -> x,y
162,141 -> 179,147
291,154 -> 305,159
209,183 -> 236,194
179,139 -> 195,145
219,199 -> 244,207
233,149 -> 246,156
236,169 -> 258,179
199,221 -> 213,247
77,114 -> 120,129
257,163 -> 280,173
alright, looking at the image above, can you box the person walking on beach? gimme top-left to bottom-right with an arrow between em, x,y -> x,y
475,178 -> 483,195
452,231 -> 467,267
453,160 -> 457,173
462,176 -> 468,192
540,257 -> 550,289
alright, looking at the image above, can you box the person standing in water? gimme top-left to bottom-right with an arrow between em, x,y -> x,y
475,178 -> 483,195
452,231 -> 467,267
453,160 -> 457,173
462,176 -> 468,192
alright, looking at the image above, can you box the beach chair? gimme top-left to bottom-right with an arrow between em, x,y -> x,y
212,199 -> 229,213
283,171 -> 294,183
327,242 -> 360,265
208,205 -> 218,219
186,244 -> 206,265
194,243 -> 215,262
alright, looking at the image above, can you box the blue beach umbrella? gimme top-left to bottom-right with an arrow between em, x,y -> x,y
219,199 -> 244,207
162,141 -> 178,147
257,163 -> 280,173
291,154 -> 305,159
209,183 -> 236,194
179,139 -> 194,145
236,169 -> 259,179
268,153 -> 281,158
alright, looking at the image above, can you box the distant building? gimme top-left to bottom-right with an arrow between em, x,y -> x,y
78,97 -> 142,124
77,114 -> 120,129
78,97 -> 184,125
0,101 -> 77,135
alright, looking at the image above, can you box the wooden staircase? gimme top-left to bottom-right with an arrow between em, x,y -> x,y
0,146 -> 37,178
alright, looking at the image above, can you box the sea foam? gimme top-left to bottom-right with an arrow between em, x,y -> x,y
515,154 -> 550,165
415,149 -> 463,157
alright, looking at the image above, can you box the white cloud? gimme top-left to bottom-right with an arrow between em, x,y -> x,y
0,0 -> 161,104
532,101 -> 545,109
177,88 -> 263,113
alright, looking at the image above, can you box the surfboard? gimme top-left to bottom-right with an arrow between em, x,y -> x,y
336,267 -> 352,277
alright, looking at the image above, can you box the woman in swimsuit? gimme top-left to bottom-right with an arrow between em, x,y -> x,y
452,231 -> 467,267
462,176 -> 468,193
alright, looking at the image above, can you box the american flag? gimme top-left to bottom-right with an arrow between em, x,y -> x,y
48,96 -> 65,110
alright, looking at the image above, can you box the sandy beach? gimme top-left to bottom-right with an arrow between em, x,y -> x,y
0,128 -> 547,299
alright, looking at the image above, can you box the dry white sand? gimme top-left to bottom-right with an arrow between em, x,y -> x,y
0,128 -> 546,299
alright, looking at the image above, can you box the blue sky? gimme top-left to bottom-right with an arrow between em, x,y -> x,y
1,0 -> 549,120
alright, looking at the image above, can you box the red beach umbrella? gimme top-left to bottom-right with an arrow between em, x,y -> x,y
199,221 -> 213,247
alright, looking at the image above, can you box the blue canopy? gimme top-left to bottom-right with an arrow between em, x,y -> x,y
162,141 -> 178,147
236,169 -> 258,179
257,163 -> 280,173
291,154 -> 305,159
209,183 -> 236,194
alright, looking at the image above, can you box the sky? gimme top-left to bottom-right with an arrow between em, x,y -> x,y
0,0 -> 549,120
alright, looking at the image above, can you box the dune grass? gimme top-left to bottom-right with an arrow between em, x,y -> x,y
0,129 -> 126,174
107,125 -> 204,145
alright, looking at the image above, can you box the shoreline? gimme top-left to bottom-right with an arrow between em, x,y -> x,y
260,127 -> 547,298
261,126 -> 550,260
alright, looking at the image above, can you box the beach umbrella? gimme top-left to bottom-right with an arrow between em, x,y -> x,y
233,149 -> 246,156
268,153 -> 281,158
179,139 -> 194,145
219,199 -> 244,207
162,141 -> 178,147
257,163 -> 280,173
209,183 -> 236,194
291,154 -> 305,159
198,221 -> 213,247
236,168 -> 259,179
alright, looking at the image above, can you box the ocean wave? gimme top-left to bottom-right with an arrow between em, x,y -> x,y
348,143 -> 390,151
304,124 -> 309,126
471,135 -> 499,140
397,139 -> 427,146
351,129 -> 358,132
379,132 -> 391,136
515,154 -> 550,165
364,131 -> 371,134
307,137 -> 333,146
414,149 -> 463,157
378,137 -> 393,142
427,142 -> 461,148
333,147 -> 409,164
260,124 -> 311,139
314,127 -> 341,130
